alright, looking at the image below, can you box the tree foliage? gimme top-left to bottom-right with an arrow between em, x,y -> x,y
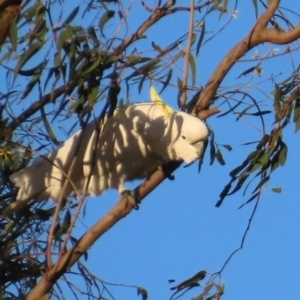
0,0 -> 299,299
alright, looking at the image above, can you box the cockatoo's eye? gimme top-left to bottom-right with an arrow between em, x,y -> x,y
182,135 -> 186,139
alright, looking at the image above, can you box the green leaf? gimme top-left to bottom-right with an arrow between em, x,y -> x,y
171,271 -> 206,291
196,21 -> 205,57
270,149 -> 280,172
53,223 -> 62,239
237,66 -> 256,78
253,176 -> 270,193
3,59 -> 46,77
251,110 -> 272,116
88,83 -> 100,104
13,42 -> 43,82
256,134 -> 270,150
40,107 -> 59,145
87,26 -> 99,44
278,143 -> 288,166
273,84 -> 283,119
159,68 -> 172,94
21,78 -> 39,100
126,59 -> 160,80
20,60 -> 48,77
126,56 -> 152,66
21,60 -> 47,99
62,209 -> 71,231
209,139 -> 216,165
107,80 -> 120,116
9,19 -> 18,52
258,151 -> 270,166
118,10 -> 124,20
216,182 -> 232,207
229,173 -> 249,195
217,98 -> 244,118
138,74 -> 147,94
252,0 -> 258,19
63,6 -> 80,26
221,144 -> 232,151
238,192 -> 260,209
0,221 -> 14,236
151,41 -> 163,53
105,54 -> 120,65
215,149 -> 225,165
177,77 -> 183,90
58,25 -> 75,50
236,104 -> 255,121
293,98 -> 300,132
99,10 -> 115,35
188,52 -> 196,86
44,67 -> 55,90
82,52 -> 104,75
272,187 -> 282,193
137,287 -> 148,300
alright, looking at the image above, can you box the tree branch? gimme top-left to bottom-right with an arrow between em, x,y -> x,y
179,0 -> 195,108
6,82 -> 77,133
192,0 -> 300,117
256,0 -> 280,29
7,86 -> 63,130
0,0 -> 21,11
260,25 -> 300,44
26,161 -> 181,300
115,3 -> 176,55
114,0 -> 208,55
6,2 -> 199,134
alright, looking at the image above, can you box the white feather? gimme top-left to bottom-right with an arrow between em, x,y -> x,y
8,103 -> 208,212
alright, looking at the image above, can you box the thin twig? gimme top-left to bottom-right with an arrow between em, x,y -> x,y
213,191 -> 261,276
178,0 -> 195,109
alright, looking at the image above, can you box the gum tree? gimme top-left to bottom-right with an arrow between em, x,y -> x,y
0,0 -> 299,299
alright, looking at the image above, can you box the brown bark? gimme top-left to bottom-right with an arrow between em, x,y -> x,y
0,0 -> 21,11
192,0 -> 300,117
0,1 -> 21,47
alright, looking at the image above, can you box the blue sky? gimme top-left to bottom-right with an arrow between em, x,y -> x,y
3,0 -> 300,299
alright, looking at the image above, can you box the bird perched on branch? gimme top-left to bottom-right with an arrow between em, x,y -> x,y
5,90 -> 209,214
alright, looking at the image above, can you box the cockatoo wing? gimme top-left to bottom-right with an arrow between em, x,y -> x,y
9,128 -> 87,203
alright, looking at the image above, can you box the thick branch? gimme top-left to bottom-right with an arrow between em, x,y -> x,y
260,25 -> 300,44
192,0 -> 300,116
0,0 -> 21,11
255,0 -> 280,29
115,2 -> 176,55
26,161 -> 181,300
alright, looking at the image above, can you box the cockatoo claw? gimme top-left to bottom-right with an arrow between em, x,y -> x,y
121,190 -> 140,210
158,164 -> 175,180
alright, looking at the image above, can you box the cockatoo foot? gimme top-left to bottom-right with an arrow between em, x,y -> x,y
158,164 -> 175,180
121,190 -> 140,210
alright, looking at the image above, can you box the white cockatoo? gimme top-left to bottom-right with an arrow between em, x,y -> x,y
6,92 -> 208,213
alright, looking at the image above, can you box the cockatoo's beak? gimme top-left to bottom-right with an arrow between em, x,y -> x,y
192,140 -> 205,157
183,140 -> 205,167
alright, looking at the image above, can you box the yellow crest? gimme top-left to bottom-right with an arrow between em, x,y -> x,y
150,86 -> 175,117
